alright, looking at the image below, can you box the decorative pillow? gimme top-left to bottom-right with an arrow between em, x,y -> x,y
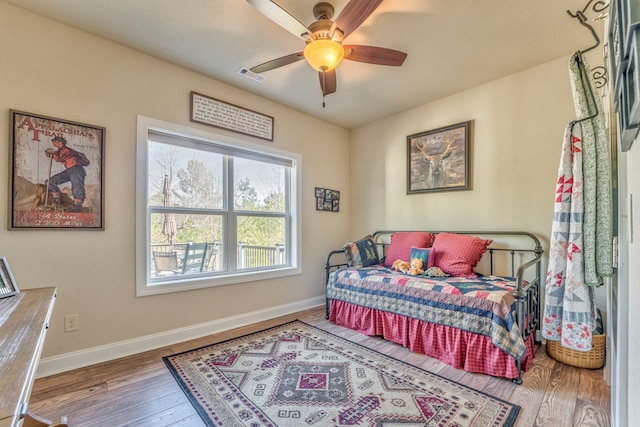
383,232 -> 435,267
409,246 -> 431,267
428,232 -> 492,278
344,236 -> 380,267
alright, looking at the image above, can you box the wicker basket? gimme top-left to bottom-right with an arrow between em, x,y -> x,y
546,333 -> 606,369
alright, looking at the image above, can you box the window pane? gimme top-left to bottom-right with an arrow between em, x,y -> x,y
234,158 -> 285,212
138,117 -> 300,295
237,215 -> 286,269
150,212 -> 223,277
148,142 -> 223,209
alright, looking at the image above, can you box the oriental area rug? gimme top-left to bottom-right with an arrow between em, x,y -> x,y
163,321 -> 520,427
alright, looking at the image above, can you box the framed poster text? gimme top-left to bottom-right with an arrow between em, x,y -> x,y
9,110 -> 105,230
190,91 -> 274,141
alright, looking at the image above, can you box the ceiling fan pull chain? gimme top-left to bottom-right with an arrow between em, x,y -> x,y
322,68 -> 326,108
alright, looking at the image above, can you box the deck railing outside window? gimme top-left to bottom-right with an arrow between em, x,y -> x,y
237,242 -> 286,269
150,242 -> 285,277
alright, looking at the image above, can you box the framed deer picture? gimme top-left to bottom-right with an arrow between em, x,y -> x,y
407,120 -> 472,194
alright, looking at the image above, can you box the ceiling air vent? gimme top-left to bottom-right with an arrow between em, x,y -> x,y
237,67 -> 265,83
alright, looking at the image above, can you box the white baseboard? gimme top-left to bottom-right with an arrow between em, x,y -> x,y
37,296 -> 325,378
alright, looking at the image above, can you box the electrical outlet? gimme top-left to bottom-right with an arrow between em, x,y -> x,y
64,314 -> 79,332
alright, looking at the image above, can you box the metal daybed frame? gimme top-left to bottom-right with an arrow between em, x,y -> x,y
324,230 -> 544,384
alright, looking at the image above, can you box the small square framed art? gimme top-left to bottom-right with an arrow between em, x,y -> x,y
315,187 -> 340,212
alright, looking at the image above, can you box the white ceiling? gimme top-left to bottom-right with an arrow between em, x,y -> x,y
3,0 -> 607,129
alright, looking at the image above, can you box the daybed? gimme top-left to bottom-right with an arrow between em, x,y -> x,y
324,230 -> 543,384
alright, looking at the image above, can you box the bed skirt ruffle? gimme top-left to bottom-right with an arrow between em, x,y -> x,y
329,299 -> 536,380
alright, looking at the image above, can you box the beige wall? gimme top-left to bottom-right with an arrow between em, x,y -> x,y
349,56 -> 574,245
349,53 -> 612,317
0,3 -> 350,359
349,56 -> 620,302
349,55 -> 614,314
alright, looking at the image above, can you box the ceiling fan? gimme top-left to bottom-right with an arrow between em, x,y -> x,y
246,0 -> 408,106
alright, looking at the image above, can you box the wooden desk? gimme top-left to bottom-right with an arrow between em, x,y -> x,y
0,288 -> 66,427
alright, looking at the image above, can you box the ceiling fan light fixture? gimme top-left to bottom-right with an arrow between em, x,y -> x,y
303,39 -> 345,72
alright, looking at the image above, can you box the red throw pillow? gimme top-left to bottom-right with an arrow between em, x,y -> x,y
384,232 -> 435,267
428,233 -> 492,278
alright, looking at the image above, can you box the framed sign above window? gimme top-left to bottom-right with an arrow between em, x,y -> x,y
190,91 -> 274,141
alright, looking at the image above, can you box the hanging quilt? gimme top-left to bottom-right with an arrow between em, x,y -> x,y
543,52 -> 612,351
543,123 -> 595,350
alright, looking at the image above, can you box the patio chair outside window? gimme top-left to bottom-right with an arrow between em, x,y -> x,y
203,242 -> 219,271
181,242 -> 208,274
153,251 -> 179,275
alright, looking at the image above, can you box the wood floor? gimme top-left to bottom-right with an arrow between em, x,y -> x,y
29,306 -> 610,426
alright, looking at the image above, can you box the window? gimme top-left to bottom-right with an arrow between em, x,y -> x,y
136,116 -> 301,296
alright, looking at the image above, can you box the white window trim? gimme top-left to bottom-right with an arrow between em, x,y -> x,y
135,116 -> 302,297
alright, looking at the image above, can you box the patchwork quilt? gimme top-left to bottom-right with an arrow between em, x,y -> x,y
327,266 -> 526,360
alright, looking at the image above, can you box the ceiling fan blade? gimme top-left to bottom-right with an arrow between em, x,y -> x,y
245,0 -> 310,40
343,45 -> 407,66
319,69 -> 337,95
250,52 -> 305,73
331,0 -> 383,39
